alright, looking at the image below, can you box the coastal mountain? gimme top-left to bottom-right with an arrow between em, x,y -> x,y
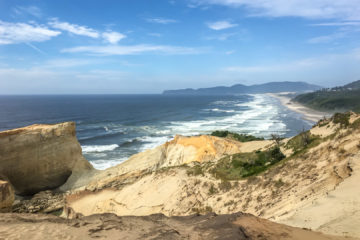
293,80 -> 360,112
163,81 -> 322,95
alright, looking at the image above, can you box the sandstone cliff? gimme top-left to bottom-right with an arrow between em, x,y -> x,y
3,113 -> 360,239
0,122 -> 93,195
63,113 -> 360,238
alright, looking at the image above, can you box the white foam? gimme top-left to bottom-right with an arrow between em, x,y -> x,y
138,135 -> 172,151
82,144 -> 119,153
166,94 -> 288,138
210,108 -> 235,113
89,157 -> 128,170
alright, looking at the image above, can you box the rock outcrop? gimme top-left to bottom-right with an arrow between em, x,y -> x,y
0,122 -> 93,195
81,135 -> 272,188
0,180 -> 14,212
0,212 -> 352,240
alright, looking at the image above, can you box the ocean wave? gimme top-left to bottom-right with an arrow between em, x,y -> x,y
82,144 -> 119,153
209,108 -> 236,113
167,94 -> 287,137
89,157 -> 128,170
138,135 -> 172,151
79,131 -> 126,142
120,138 -> 141,147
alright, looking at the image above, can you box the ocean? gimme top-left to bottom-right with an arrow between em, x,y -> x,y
0,94 -> 313,169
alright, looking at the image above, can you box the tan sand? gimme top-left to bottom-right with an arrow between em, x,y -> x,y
267,93 -> 331,122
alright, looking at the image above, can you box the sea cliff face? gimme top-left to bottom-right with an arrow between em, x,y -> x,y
0,122 -> 93,195
63,113 -> 360,238
1,114 -> 360,239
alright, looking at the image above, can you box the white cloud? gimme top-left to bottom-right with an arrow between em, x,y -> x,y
42,58 -> 99,68
102,31 -> 126,44
311,21 -> 360,26
307,32 -> 346,44
48,19 -> 99,38
13,6 -> 42,18
192,0 -> 360,20
0,20 -> 61,45
62,44 -> 200,55
207,21 -> 237,30
146,18 -> 178,24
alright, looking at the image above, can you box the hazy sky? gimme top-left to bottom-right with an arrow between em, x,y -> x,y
1,0 -> 360,94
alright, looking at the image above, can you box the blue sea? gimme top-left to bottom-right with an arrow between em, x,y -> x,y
0,94 -> 313,169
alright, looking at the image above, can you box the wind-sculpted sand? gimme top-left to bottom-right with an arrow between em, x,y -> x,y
63,113 -> 360,238
2,113 -> 360,239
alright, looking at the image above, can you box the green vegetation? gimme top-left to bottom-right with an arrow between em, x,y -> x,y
186,164 -> 204,176
182,112 -> 360,188
285,130 -> 322,156
218,180 -> 232,192
210,146 -> 285,180
211,130 -> 264,142
351,118 -> 360,129
332,112 -> 350,127
293,80 -> 360,113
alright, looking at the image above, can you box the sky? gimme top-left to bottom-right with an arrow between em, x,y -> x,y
0,0 -> 360,94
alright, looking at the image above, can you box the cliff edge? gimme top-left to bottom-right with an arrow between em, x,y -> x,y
0,122 -> 93,195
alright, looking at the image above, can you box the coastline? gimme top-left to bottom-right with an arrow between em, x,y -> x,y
267,93 -> 332,122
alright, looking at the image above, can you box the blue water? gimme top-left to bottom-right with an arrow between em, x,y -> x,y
0,94 -> 313,169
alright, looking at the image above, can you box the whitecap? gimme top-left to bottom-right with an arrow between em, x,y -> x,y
89,157 -> 128,170
82,144 -> 119,153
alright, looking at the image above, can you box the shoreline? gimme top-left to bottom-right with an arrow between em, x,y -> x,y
267,93 -> 332,122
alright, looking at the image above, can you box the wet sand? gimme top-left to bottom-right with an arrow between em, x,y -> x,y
267,93 -> 331,122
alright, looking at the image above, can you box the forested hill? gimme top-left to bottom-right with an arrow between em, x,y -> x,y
293,80 -> 360,113
163,81 -> 321,95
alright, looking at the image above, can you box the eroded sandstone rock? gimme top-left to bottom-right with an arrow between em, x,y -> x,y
0,122 -> 93,195
0,180 -> 14,211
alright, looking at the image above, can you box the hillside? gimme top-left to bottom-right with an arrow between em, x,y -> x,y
294,80 -> 360,112
2,113 -> 360,239
163,81 -> 321,95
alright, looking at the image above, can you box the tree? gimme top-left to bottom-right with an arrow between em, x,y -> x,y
271,134 -> 282,146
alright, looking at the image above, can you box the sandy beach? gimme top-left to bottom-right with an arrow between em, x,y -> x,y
267,93 -> 332,122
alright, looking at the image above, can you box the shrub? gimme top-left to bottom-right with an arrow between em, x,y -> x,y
211,147 -> 286,180
218,180 -> 232,192
186,165 -> 204,176
332,112 -> 350,127
211,131 -> 264,142
211,130 -> 230,138
351,118 -> 360,129
208,184 -> 217,195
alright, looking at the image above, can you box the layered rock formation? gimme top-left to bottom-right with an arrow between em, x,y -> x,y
0,212 -> 353,240
69,134 -> 271,191
0,122 -> 93,195
0,181 -> 14,211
